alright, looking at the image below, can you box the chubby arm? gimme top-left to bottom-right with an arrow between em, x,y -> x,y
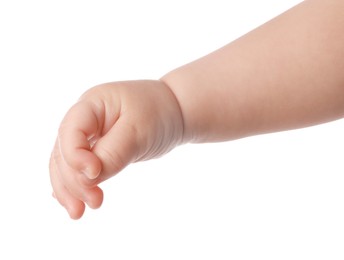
50,0 -> 344,219
162,0 -> 344,143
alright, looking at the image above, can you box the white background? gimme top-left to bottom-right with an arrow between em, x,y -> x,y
1,0 -> 344,259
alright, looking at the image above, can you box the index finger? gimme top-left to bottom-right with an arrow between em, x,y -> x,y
58,100 -> 103,179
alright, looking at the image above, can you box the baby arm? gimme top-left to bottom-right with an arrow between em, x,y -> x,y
162,0 -> 344,143
50,0 -> 344,219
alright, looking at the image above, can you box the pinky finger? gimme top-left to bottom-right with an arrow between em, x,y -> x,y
49,156 -> 86,220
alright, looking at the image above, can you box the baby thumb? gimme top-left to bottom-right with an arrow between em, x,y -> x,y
91,118 -> 139,183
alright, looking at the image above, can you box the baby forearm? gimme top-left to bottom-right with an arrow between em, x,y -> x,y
162,0 -> 344,143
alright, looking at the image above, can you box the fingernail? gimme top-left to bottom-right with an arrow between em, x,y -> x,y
82,167 -> 97,180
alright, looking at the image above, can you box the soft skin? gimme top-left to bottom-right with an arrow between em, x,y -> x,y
50,81 -> 184,219
50,0 -> 344,219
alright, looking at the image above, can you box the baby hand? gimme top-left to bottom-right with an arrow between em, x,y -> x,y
49,80 -> 184,219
